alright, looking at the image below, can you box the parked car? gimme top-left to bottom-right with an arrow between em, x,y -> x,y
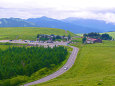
9,40 -> 12,41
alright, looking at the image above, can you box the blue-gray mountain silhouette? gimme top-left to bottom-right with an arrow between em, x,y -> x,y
62,17 -> 115,32
0,18 -> 36,27
0,17 -> 115,33
26,16 -> 101,33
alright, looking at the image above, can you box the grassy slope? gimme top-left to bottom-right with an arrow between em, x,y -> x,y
0,43 -> 27,50
0,27 -> 75,40
33,40 -> 115,86
76,34 -> 83,37
0,45 -> 10,50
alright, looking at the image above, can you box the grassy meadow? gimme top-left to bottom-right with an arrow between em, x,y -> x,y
0,45 -> 11,50
33,40 -> 115,86
0,27 -> 75,40
0,42 -> 27,50
0,28 -> 115,86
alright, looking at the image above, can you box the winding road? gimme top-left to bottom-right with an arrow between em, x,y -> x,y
24,46 -> 79,86
0,40 -> 79,86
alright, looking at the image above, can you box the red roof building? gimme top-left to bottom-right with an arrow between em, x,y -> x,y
86,38 -> 102,44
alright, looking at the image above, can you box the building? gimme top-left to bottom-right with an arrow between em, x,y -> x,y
64,37 -> 69,41
37,34 -> 69,42
47,40 -> 53,43
37,38 -> 39,41
86,38 -> 102,44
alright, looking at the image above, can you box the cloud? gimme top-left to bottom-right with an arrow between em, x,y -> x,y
0,0 -> 115,23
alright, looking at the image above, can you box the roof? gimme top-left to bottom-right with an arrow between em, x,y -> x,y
87,38 -> 98,41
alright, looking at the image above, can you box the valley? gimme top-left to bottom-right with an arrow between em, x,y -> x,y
0,25 -> 114,86
1,0 -> 115,86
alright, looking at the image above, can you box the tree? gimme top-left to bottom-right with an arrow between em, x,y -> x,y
82,37 -> 86,44
68,34 -> 71,40
56,35 -> 61,39
101,34 -> 112,40
83,33 -> 87,37
37,34 -> 40,38
83,32 -> 112,40
51,34 -> 55,40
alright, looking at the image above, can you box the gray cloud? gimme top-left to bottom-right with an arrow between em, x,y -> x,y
84,8 -> 115,13
0,7 -> 77,19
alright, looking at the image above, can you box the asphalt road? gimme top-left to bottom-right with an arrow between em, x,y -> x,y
24,46 -> 79,86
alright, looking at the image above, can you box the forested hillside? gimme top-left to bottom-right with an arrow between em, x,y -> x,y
0,46 -> 68,80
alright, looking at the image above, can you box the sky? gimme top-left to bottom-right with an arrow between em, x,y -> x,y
0,0 -> 115,23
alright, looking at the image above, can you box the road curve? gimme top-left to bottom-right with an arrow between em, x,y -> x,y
24,46 -> 79,86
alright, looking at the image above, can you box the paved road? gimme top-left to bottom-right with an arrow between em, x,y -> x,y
24,46 -> 79,86
0,40 -> 79,86
0,40 -> 69,48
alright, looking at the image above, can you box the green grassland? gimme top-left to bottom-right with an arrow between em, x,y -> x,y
76,34 -> 83,37
0,27 -> 75,40
0,42 -> 27,50
33,40 -> 115,86
0,45 -> 11,50
0,28 -> 115,86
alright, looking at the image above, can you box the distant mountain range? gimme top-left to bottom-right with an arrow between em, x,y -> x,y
0,17 -> 115,33
62,17 -> 115,32
0,18 -> 36,27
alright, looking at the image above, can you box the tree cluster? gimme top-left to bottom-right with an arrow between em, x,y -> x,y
83,32 -> 112,40
37,34 -> 71,41
0,46 -> 68,80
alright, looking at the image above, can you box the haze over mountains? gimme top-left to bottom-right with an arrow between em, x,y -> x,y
0,16 -> 115,33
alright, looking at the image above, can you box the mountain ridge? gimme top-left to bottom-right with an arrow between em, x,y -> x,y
62,17 -> 115,32
0,17 -> 115,33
